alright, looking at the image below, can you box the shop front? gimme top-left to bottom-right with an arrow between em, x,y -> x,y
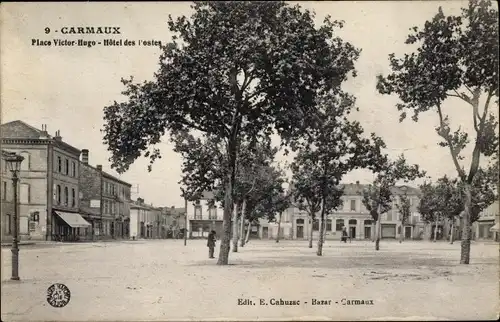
52,211 -> 92,242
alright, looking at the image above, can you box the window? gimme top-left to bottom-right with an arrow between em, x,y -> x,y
349,219 -> 357,225
65,159 -> 69,175
208,206 -> 217,220
104,200 -> 109,214
336,219 -> 344,231
326,219 -> 332,231
313,219 -> 319,231
350,200 -> 356,211
6,214 -> 11,234
364,219 -> 372,225
194,205 -> 202,219
71,188 -> 76,207
20,152 -> 30,171
296,218 -> 304,225
2,181 -> 6,200
20,183 -> 30,204
56,185 -> 61,204
57,156 -> 62,172
72,162 -> 76,177
64,187 -> 68,206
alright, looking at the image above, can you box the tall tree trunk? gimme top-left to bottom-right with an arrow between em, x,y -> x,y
433,215 -> 438,242
375,203 -> 382,251
371,223 -> 375,242
239,200 -> 247,247
399,222 -> 404,243
460,183 -> 473,264
217,137 -> 238,265
375,219 -> 381,250
245,221 -> 251,243
450,220 -> 455,244
316,199 -> 326,256
308,215 -> 313,248
232,202 -> 240,252
275,212 -> 282,243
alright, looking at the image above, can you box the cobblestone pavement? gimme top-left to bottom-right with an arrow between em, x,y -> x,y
1,239 -> 498,321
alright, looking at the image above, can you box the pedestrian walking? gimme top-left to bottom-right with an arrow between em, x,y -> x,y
207,230 -> 216,258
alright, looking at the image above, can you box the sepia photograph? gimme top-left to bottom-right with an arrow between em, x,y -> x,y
0,1 -> 498,321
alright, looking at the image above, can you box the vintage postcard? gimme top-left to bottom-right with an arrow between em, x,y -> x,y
1,1 -> 498,321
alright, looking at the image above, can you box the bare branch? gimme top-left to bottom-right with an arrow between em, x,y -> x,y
436,103 -> 467,180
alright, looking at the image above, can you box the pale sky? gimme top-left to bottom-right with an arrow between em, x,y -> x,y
1,1 -> 497,208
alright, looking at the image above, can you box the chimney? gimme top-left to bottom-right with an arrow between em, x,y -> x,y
54,130 -> 62,141
356,181 -> 360,185
40,124 -> 49,138
81,149 -> 89,164
96,164 -> 102,171
137,197 -> 144,204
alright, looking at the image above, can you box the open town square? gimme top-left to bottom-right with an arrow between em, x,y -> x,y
1,239 -> 498,321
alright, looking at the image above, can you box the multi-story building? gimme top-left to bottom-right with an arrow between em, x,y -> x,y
1,120 -> 90,241
159,206 -> 186,238
129,198 -> 162,239
186,191 -> 224,238
1,150 -> 21,241
257,182 -> 424,241
79,149 -> 132,240
473,200 -> 499,241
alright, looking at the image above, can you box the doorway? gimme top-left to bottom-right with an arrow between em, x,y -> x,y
262,227 -> 268,239
349,227 -> 356,239
404,226 -> 412,239
364,226 -> 371,239
297,225 -> 304,239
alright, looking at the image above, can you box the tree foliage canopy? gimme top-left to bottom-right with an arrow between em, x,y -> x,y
102,1 -> 361,175
376,0 -> 499,183
418,170 -> 497,224
362,154 -> 426,221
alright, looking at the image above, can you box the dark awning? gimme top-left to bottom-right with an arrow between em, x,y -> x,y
55,211 -> 91,228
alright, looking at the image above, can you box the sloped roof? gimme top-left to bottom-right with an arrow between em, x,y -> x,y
1,120 -> 48,139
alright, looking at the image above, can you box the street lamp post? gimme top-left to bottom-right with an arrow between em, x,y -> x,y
4,152 -> 24,281
184,197 -> 188,246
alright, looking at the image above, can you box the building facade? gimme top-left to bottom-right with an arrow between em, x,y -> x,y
257,182 -> 425,241
159,206 -> 186,238
1,121 -> 90,241
1,150 -> 21,241
79,149 -> 132,240
473,200 -> 499,241
185,191 -> 225,238
129,198 -> 162,239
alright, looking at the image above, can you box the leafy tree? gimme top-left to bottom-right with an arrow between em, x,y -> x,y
291,91 -> 388,256
290,168 -> 322,248
395,192 -> 411,243
363,154 -> 426,250
376,0 -> 498,263
172,131 -> 280,252
238,162 -> 287,247
418,176 -> 463,242
102,1 -> 361,265
419,171 -> 496,243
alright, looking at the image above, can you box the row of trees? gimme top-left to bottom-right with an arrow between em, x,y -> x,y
102,1 -> 498,265
419,154 -> 498,243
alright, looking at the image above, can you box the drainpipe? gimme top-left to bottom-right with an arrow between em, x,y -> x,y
99,168 -> 103,240
46,142 -> 54,241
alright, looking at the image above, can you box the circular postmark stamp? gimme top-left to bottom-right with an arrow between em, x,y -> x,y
46,283 -> 71,308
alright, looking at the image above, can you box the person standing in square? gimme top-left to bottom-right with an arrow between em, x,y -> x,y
207,230 -> 216,258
